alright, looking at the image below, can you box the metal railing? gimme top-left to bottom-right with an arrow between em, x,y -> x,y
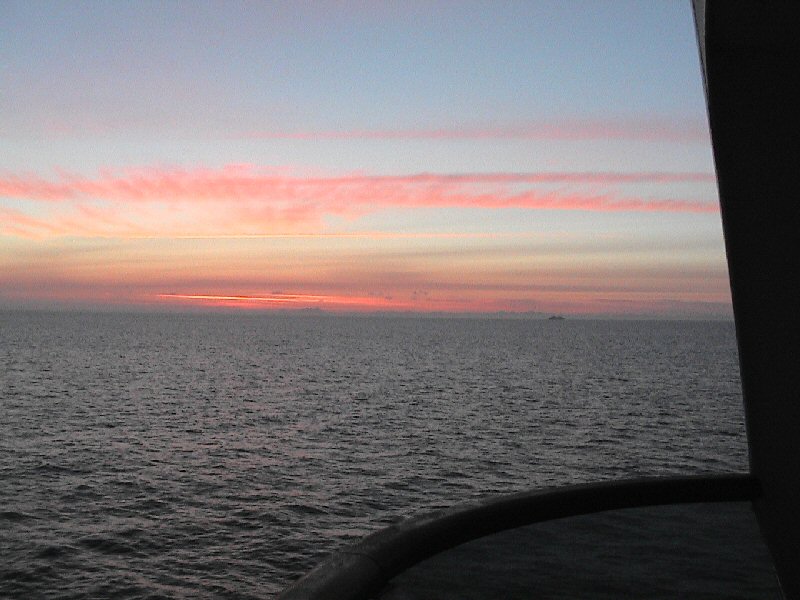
278,473 -> 758,600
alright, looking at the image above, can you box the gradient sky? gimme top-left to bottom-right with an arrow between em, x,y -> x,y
0,1 -> 729,317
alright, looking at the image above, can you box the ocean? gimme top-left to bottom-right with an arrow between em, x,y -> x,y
0,312 -> 768,598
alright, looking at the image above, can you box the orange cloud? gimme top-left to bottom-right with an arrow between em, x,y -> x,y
151,288 -> 731,316
0,229 -> 732,316
157,293 -> 410,311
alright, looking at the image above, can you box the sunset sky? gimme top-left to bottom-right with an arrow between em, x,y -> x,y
0,1 -> 729,317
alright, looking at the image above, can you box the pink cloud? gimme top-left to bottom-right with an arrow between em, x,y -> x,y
1,165 -> 718,238
1,166 -> 716,204
0,207 -> 68,238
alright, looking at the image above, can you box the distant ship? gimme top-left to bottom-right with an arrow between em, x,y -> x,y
547,315 -> 565,321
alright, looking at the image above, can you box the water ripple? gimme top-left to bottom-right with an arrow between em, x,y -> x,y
0,312 -> 747,597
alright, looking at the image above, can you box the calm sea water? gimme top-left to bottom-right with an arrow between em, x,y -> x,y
0,312 -> 749,598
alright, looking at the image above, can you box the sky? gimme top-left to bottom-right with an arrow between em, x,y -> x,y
0,1 -> 730,317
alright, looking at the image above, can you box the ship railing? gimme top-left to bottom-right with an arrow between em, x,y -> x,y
277,473 -> 758,600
